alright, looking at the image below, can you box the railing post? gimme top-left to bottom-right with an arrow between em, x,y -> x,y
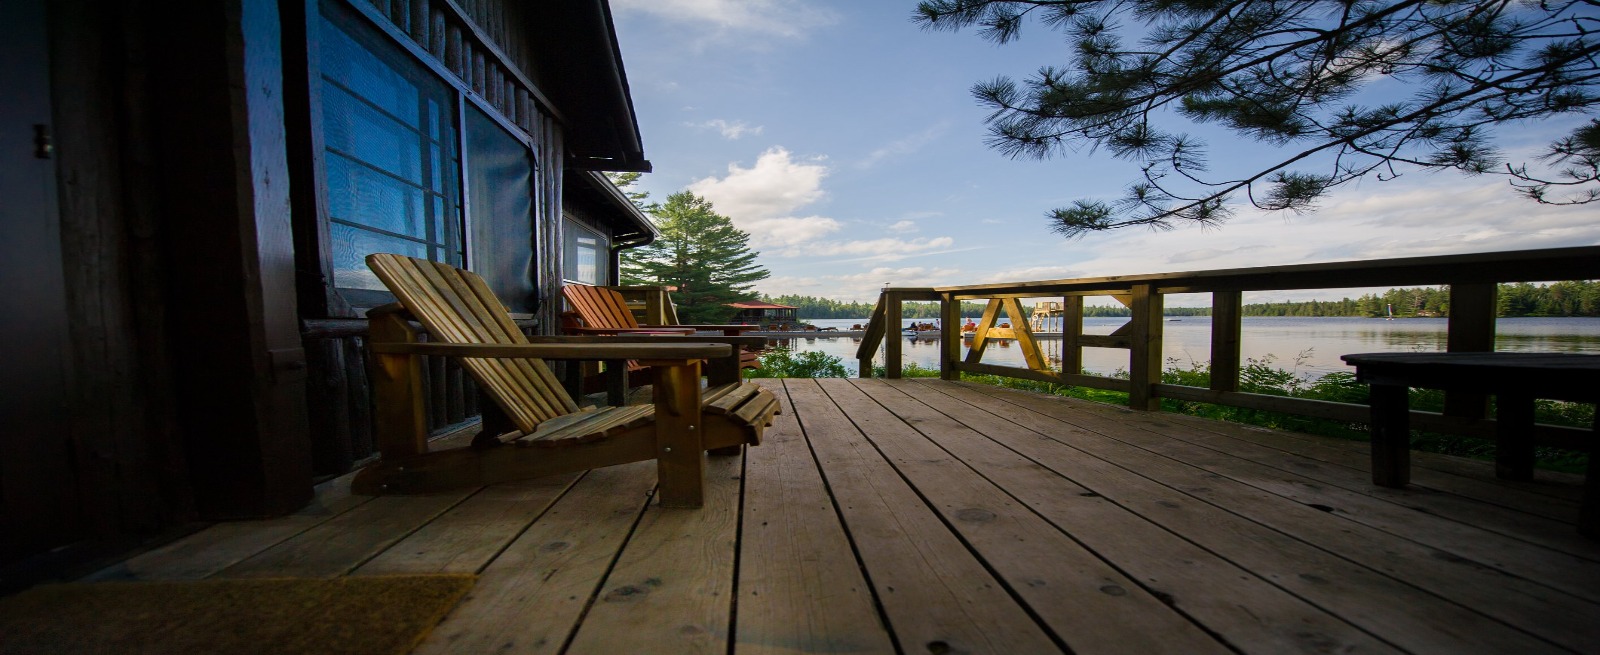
1210,290 -> 1242,392
1061,296 -> 1082,375
1128,283 -> 1163,410
885,290 -> 903,379
856,293 -> 888,378
1444,282 -> 1496,419
940,292 -> 960,380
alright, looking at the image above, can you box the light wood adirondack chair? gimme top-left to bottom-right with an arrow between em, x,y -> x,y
562,283 -> 762,373
357,253 -> 779,507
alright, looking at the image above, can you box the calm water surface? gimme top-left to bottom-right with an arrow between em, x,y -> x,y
771,317 -> 1600,378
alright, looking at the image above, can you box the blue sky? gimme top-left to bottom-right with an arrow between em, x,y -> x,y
609,1 -> 1599,305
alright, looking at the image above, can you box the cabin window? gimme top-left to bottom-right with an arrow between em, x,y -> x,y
465,105 -> 537,313
562,218 -> 607,286
318,6 -> 463,304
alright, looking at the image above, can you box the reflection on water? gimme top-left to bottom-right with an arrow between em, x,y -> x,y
777,317 -> 1600,378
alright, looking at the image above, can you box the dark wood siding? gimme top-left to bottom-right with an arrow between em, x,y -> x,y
291,0 -> 570,475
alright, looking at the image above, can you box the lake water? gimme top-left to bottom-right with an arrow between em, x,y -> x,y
768,317 -> 1600,378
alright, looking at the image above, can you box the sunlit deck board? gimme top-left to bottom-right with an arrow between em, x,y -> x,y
86,379 -> 1600,654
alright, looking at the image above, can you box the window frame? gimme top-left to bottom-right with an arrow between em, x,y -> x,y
561,214 -> 611,287
298,0 -> 542,316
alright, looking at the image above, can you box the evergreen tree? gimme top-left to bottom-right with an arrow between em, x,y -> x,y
621,192 -> 769,324
605,172 -> 656,211
915,1 -> 1600,236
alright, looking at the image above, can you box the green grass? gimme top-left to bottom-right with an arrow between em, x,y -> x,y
955,355 -> 1590,474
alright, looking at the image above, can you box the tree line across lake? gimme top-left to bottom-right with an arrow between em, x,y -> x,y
767,281 -> 1600,320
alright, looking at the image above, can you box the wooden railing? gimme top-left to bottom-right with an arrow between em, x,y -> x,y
858,245 -> 1600,450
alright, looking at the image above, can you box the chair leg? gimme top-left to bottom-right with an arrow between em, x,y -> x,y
652,360 -> 705,508
472,397 -> 515,448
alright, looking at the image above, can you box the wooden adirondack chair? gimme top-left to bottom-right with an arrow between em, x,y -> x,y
357,253 -> 779,507
562,283 -> 762,372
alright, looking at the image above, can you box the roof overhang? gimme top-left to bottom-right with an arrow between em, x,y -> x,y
526,1 -> 651,173
566,171 -> 657,248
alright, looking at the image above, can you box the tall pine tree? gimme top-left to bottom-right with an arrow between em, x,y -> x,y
621,191 -> 769,324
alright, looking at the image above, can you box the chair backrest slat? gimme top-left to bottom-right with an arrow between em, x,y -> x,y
367,253 -> 577,433
564,284 -> 642,330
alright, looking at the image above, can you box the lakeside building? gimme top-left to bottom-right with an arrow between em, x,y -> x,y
728,301 -> 800,328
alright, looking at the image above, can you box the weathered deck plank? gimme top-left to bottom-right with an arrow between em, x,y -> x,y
76,379 -> 1599,655
821,378 -> 1234,655
84,475 -> 371,581
220,491 -> 474,578
354,472 -> 581,575
1158,408 -> 1588,517
878,379 -> 1396,654
950,380 -> 1597,653
413,462 -> 656,654
735,380 -> 895,655
784,378 -> 1062,654
925,381 -> 1571,653
563,455 -> 742,654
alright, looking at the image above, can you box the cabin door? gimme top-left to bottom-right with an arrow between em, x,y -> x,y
0,0 -> 83,566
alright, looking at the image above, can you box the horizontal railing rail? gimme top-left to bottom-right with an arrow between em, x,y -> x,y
857,245 -> 1600,451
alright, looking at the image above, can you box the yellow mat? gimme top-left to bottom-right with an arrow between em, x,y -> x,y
0,575 -> 474,655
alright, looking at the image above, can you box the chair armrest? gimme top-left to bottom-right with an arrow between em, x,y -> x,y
565,326 -> 697,335
369,341 -> 731,361
649,324 -> 759,333
526,334 -> 767,348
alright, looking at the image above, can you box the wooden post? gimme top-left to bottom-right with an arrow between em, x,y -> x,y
1061,296 -> 1083,376
1582,410 -> 1599,537
1002,298 -> 1048,371
1369,384 -> 1411,487
1444,282 -> 1496,419
1128,284 -> 1164,410
1210,290 -> 1242,393
885,290 -> 903,379
651,360 -> 704,508
369,310 -> 429,460
857,295 -> 888,378
940,293 -> 960,380
1494,393 -> 1535,481
964,299 -> 1003,365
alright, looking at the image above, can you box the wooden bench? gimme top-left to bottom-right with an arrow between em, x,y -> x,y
1341,352 -> 1599,536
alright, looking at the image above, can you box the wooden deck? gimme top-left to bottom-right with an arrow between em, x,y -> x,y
88,379 -> 1599,654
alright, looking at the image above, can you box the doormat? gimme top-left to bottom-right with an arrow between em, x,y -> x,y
0,574 -> 474,655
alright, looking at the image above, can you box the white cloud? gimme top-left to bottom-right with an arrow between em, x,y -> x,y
760,266 -> 965,302
611,0 -> 838,39
987,173 -> 1600,303
689,147 -> 970,274
690,147 -> 829,220
744,215 -> 843,249
689,119 -> 764,140
857,123 -> 950,169
772,236 -> 958,262
978,265 -> 1087,284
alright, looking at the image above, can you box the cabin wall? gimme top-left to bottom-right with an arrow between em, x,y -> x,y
287,0 -> 571,475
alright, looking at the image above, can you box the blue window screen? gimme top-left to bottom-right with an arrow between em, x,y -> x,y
320,8 -> 461,293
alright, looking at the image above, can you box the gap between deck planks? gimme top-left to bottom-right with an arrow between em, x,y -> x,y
733,380 -> 895,655
948,381 -> 1600,597
842,377 -> 1394,654
77,379 -> 1600,655
921,379 -> 1600,653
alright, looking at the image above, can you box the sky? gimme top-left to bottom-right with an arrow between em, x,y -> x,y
608,0 -> 1599,306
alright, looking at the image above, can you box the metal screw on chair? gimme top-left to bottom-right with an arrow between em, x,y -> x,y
663,447 -> 672,453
